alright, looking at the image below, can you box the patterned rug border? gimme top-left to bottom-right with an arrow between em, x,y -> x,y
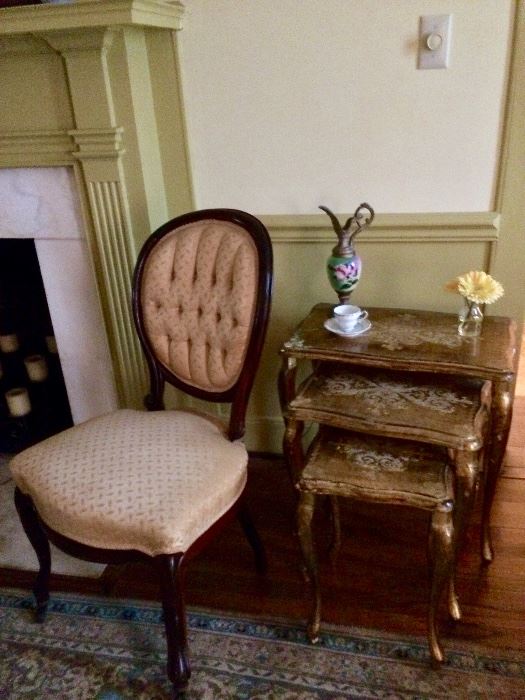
1,587 -> 524,682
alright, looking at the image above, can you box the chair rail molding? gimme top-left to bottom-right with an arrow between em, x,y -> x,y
263,212 -> 500,244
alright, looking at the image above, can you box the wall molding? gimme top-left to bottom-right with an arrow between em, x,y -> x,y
262,211 -> 500,244
0,34 -> 51,56
490,1 -> 525,322
70,127 -> 125,161
87,179 -> 144,407
0,130 -> 74,166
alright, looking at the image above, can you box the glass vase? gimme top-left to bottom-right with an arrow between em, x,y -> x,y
458,299 -> 483,337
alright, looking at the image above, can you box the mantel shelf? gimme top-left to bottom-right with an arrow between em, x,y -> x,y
0,0 -> 184,36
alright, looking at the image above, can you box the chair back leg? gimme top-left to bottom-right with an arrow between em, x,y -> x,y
156,553 -> 191,696
237,498 -> 267,574
14,487 -> 51,622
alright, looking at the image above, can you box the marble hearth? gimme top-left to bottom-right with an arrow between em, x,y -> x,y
0,166 -> 117,423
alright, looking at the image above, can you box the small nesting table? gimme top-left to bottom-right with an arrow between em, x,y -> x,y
279,304 -> 520,564
278,304 -> 519,662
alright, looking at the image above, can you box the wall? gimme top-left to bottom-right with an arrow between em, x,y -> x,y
179,0 -> 513,213
176,1 -> 523,452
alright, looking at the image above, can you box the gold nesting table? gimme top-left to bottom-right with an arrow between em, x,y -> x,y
278,304 -> 520,664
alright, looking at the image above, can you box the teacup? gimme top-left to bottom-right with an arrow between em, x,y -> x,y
333,304 -> 368,332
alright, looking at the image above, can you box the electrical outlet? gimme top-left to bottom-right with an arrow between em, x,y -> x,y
418,15 -> 452,70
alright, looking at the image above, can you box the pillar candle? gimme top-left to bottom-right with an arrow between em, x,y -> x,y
5,387 -> 31,417
0,334 -> 19,353
24,354 -> 49,382
45,335 -> 58,354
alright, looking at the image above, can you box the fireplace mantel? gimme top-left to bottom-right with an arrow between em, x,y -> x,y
0,0 -> 192,409
0,0 -> 183,34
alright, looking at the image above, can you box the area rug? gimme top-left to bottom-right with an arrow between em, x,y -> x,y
1,589 -> 524,699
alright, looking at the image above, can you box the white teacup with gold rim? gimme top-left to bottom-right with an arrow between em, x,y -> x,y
333,304 -> 368,333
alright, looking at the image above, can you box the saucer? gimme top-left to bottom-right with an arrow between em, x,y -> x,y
324,317 -> 372,338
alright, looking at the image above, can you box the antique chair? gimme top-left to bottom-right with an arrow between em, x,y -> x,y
9,208 -> 273,697
296,427 -> 458,666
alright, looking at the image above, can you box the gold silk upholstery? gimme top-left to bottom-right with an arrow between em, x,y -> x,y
10,409 -> 248,556
141,219 -> 258,391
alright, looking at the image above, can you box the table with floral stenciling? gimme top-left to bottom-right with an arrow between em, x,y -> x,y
278,303 -> 521,563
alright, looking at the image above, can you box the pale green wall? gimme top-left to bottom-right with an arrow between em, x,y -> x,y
178,0 -> 513,214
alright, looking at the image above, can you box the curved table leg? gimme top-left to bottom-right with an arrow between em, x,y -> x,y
428,499 -> 455,666
482,377 -> 515,563
297,491 -> 321,643
283,417 -> 305,487
454,447 -> 480,558
328,495 -> 342,564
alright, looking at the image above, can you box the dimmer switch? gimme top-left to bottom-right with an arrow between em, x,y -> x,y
418,15 -> 452,70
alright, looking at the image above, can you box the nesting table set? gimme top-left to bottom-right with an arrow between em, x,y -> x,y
278,304 -> 520,664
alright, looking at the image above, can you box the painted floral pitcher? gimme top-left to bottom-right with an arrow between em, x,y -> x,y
320,202 -> 375,304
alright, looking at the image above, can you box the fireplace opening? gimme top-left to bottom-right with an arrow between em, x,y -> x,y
0,239 -> 73,452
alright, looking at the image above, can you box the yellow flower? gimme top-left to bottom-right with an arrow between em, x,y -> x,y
445,270 -> 504,304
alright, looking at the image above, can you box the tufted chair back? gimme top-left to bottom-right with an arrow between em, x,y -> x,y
133,209 -> 273,439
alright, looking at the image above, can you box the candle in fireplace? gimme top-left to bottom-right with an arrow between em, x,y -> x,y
45,335 -> 58,354
24,354 -> 49,382
5,387 -> 31,417
0,333 -> 19,353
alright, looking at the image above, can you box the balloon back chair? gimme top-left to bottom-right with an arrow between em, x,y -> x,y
10,208 -> 273,697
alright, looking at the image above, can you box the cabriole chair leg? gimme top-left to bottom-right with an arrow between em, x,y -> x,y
14,487 -> 51,623
156,554 -> 191,697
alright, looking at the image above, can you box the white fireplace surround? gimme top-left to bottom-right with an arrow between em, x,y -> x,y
0,166 -> 118,424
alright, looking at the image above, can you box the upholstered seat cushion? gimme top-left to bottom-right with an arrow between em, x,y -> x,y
9,409 -> 248,556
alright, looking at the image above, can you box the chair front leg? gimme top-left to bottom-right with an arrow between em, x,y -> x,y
156,553 -> 191,697
14,487 -> 51,623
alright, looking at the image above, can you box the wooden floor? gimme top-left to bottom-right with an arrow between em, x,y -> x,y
2,351 -> 525,656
